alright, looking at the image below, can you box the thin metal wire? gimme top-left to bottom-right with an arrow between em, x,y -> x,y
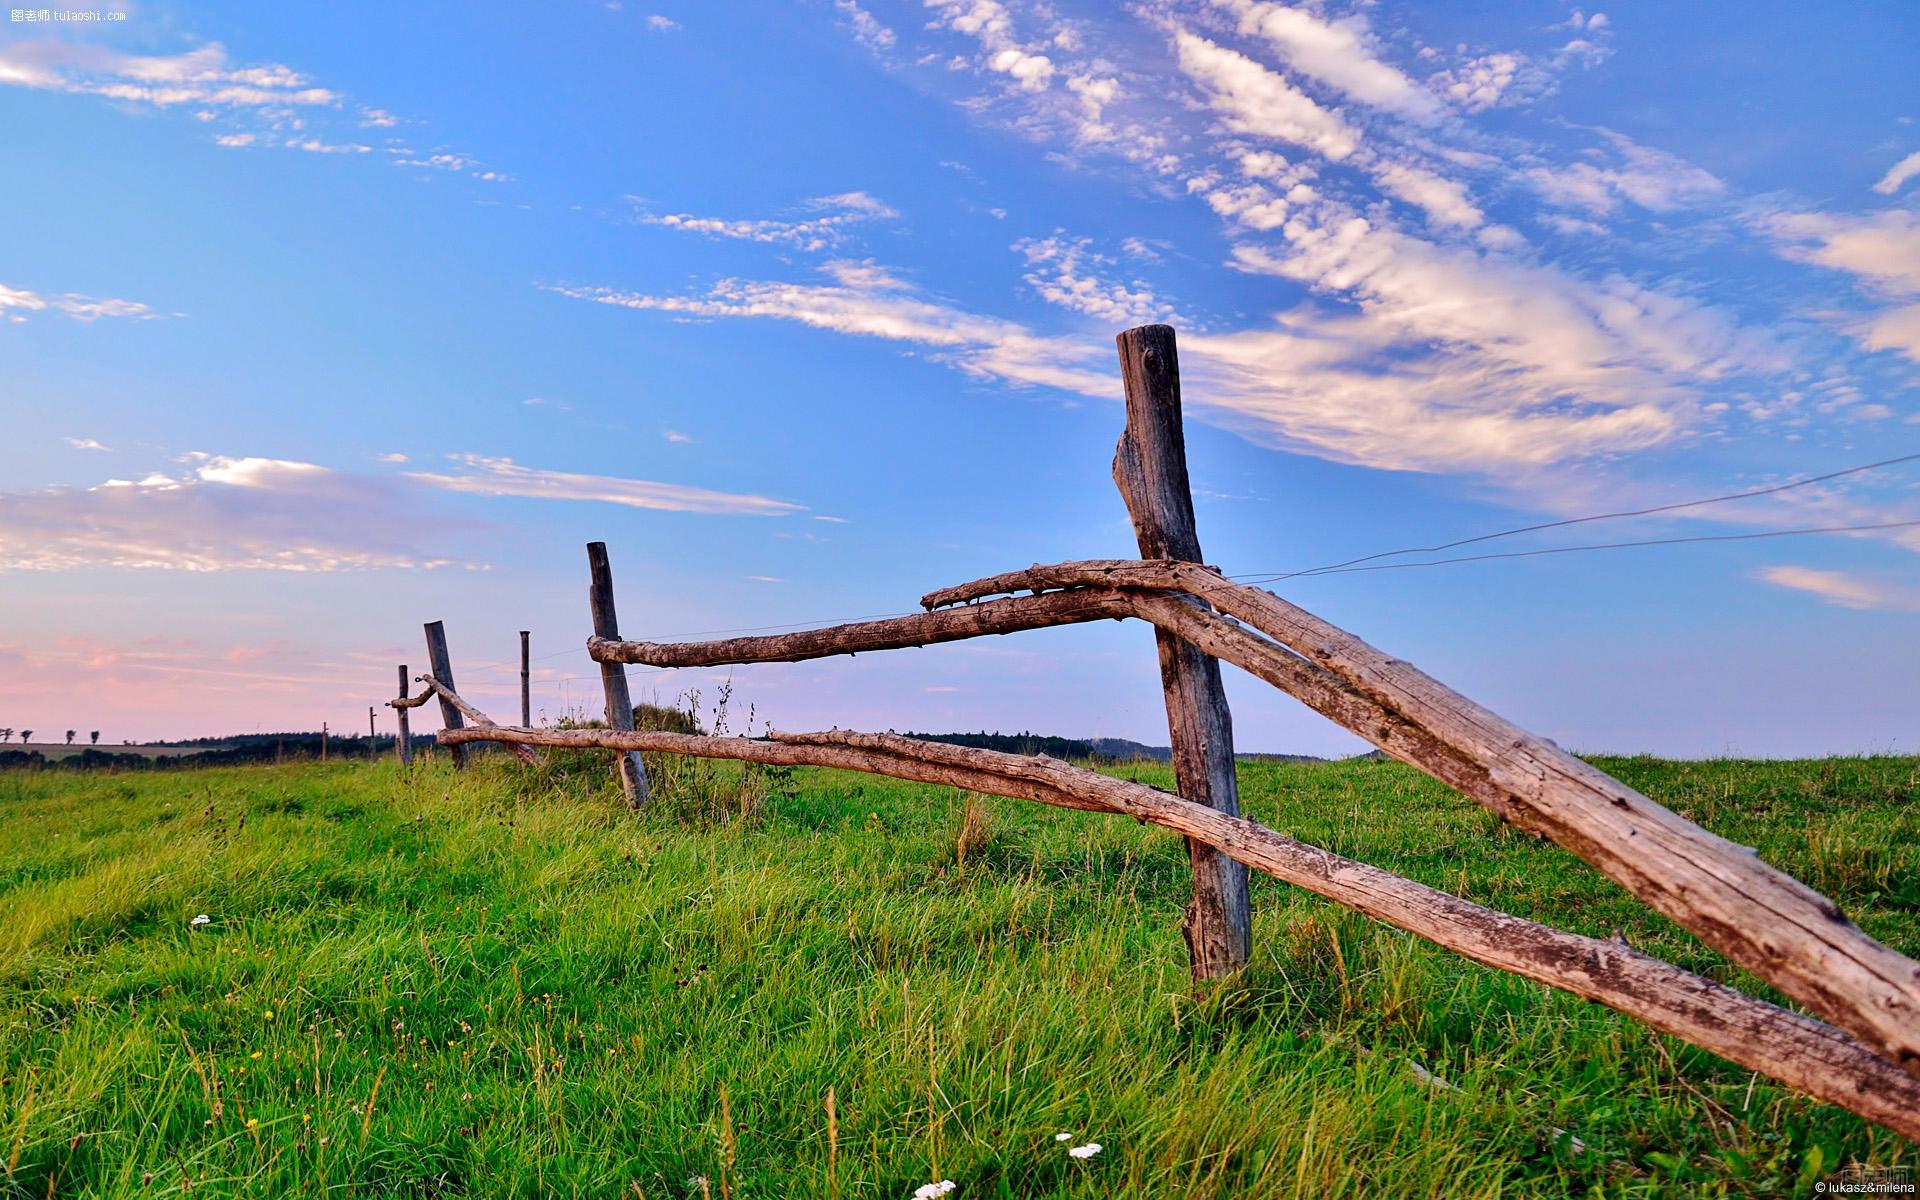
1235,450 -> 1920,584
1251,518 -> 1920,578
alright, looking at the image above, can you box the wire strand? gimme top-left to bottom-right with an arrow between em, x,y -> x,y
1242,518 -> 1920,579
1237,450 -> 1920,583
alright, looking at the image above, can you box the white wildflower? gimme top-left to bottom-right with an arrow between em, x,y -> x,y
1054,1133 -> 1071,1142
190,914 -> 211,926
912,1182 -> 956,1199
1068,1143 -> 1102,1159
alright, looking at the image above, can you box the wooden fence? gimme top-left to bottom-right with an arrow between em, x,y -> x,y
395,324 -> 1920,1142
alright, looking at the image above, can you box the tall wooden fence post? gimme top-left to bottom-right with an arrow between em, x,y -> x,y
520,630 -> 532,728
368,706 -> 376,762
586,542 -> 652,807
395,663 -> 413,767
1114,323 -> 1251,980
424,620 -> 470,771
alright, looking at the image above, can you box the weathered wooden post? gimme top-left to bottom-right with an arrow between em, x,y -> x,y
1114,323 -> 1251,979
368,706 -> 376,761
423,620 -> 470,771
520,630 -> 532,728
586,542 -> 651,807
321,721 -> 329,763
395,663 -> 413,767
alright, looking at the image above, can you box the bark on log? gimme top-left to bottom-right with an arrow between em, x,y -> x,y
394,664 -> 413,767
591,590 -> 1136,666
586,542 -> 650,808
423,621 -> 469,771
1113,323 -> 1249,979
437,721 -> 1920,1142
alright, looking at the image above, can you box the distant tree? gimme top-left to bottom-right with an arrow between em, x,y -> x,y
0,729 -> 10,744
90,731 -> 100,745
19,731 -> 31,744
65,730 -> 76,746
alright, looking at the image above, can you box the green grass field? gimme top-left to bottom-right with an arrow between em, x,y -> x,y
1,751 -> 1916,1197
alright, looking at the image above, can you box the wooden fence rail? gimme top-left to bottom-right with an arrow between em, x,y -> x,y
439,721 -> 1920,1141
587,559 -> 1920,1081
398,322 -> 1920,1141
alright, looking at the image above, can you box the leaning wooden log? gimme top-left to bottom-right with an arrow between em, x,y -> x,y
587,564 -> 1920,1076
586,542 -> 651,808
437,721 -> 1920,1142
413,675 -> 540,766
926,560 -> 1920,1078
423,620 -> 470,772
388,689 -> 436,710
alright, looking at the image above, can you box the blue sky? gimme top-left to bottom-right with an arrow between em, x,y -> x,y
2,0 -> 1918,756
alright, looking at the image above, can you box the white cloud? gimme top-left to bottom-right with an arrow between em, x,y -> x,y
1756,565 -> 1920,612
637,191 -> 897,252
1764,208 -> 1920,361
1764,208 -> 1920,295
662,430 -> 693,443
1174,29 -> 1361,161
376,452 -> 409,463
1017,236 -> 1173,325
285,137 -> 372,155
0,282 -> 160,323
835,0 -> 897,51
1873,150 -> 1920,196
547,269 -> 1113,396
183,454 -> 329,488
0,40 -> 336,109
407,454 -> 804,516
64,438 -> 109,452
1428,52 -> 1527,112
1367,159 -> 1484,229
1219,0 -> 1445,122
647,15 -> 680,31
1857,303 -> 1920,362
1524,131 -> 1724,215
0,455 -> 467,572
214,132 -> 256,148
929,0 -> 1058,92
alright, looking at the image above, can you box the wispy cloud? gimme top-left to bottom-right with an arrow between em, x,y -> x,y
0,282 -> 162,323
0,455 -> 472,572
407,454 -> 804,516
1017,235 -> 1175,326
1522,130 -> 1724,215
834,0 -> 896,53
1756,565 -> 1920,611
0,40 -> 336,109
635,192 -> 897,252
1219,0 -> 1444,122
546,268 -> 1114,396
1174,29 -> 1361,161
63,437 -> 110,451
929,0 -> 1057,93
1872,150 -> 1920,196
1763,208 -> 1920,362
